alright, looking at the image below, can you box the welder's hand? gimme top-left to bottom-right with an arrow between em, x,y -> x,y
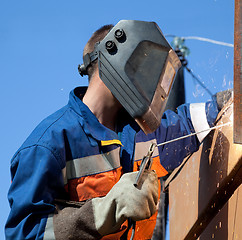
214,89 -> 233,111
91,170 -> 159,236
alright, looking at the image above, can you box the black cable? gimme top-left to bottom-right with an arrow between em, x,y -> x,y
175,48 -> 213,97
185,66 -> 213,97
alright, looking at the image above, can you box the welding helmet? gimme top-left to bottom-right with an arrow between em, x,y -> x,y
78,20 -> 181,134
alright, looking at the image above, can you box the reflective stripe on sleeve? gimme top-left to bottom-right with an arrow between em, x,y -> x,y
190,103 -> 210,142
43,214 -> 55,240
134,139 -> 159,161
63,147 -> 121,182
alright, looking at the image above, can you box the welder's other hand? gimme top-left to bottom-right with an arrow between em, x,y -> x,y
91,170 -> 159,236
215,89 -> 233,111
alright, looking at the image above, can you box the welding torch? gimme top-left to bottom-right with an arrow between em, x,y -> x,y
130,142 -> 157,240
134,143 -> 157,187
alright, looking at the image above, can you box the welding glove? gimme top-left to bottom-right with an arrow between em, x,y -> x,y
91,170 -> 159,236
214,89 -> 233,111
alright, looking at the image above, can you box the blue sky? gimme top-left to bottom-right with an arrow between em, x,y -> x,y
0,0 -> 234,239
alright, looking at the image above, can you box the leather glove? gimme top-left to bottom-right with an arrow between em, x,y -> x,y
214,89 -> 233,111
91,170 -> 159,236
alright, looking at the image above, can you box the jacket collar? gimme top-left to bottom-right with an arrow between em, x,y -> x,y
68,87 -> 120,144
69,87 -> 141,172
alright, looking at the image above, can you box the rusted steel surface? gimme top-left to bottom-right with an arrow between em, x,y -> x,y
198,184 -> 242,240
168,101 -> 242,240
234,0 -> 242,144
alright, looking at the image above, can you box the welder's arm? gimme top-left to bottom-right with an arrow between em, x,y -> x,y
190,89 -> 232,142
54,170 -> 159,238
154,99 -> 218,171
6,146 -> 101,240
6,144 -> 158,240
154,89 -> 232,172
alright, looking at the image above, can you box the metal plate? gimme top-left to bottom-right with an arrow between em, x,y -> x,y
234,0 -> 242,144
168,101 -> 242,240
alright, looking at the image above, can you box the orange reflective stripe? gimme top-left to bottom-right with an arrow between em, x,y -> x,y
66,167 -> 123,201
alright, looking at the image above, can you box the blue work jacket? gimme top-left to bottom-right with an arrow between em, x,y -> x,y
5,87 -> 218,239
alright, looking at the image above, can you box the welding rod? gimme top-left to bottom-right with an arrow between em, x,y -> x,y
156,122 -> 232,148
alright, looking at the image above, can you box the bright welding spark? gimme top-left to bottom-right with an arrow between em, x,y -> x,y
222,76 -> 227,87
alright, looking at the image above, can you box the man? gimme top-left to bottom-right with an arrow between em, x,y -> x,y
5,20 -> 229,240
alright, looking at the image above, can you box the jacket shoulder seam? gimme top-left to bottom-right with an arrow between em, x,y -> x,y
37,107 -> 70,143
11,144 -> 64,169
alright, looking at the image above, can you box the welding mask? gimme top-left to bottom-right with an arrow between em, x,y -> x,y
78,20 -> 181,134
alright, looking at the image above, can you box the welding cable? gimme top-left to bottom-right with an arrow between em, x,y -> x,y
174,48 -> 213,97
165,35 -> 234,48
181,36 -> 234,48
167,34 -> 233,98
174,47 -> 213,97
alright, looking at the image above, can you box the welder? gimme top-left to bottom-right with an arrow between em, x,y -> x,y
5,20 -> 230,240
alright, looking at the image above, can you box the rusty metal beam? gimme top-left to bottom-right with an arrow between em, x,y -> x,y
234,0 -> 242,144
168,101 -> 242,240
